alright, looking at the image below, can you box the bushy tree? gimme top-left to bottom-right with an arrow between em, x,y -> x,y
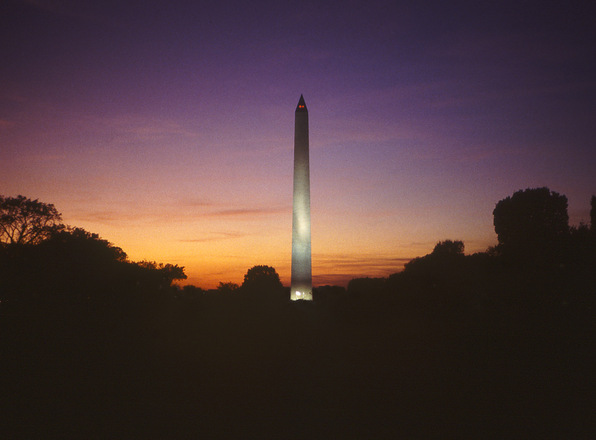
0,226 -> 128,304
45,227 -> 128,262
242,265 -> 282,290
432,240 -> 464,256
0,195 -> 63,245
391,239 -> 472,301
241,265 -> 284,296
0,222 -> 186,306
217,282 -> 239,294
135,260 -> 187,286
493,187 -> 569,256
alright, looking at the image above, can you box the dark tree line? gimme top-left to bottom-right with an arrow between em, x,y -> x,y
1,188 -> 595,439
329,187 -> 595,306
2,187 -> 593,310
0,196 -> 186,310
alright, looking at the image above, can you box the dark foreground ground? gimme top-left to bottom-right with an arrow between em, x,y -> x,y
1,292 -> 595,439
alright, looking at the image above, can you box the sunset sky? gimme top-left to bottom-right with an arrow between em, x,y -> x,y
2,0 -> 595,288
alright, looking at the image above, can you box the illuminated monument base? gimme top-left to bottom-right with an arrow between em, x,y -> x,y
291,95 -> 312,301
291,289 -> 312,301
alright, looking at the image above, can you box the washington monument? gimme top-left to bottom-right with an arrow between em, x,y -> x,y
291,95 -> 312,301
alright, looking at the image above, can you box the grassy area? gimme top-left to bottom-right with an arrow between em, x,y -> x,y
2,291 -> 594,439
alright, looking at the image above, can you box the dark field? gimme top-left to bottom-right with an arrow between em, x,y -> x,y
2,290 -> 594,439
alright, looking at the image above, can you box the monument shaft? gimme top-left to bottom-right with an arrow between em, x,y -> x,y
291,95 -> 312,300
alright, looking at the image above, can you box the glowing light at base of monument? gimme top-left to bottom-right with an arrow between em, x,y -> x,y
291,287 -> 312,301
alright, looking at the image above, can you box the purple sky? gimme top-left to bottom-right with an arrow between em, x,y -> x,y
2,0 -> 595,288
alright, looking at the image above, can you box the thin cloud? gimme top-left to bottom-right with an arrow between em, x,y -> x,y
91,114 -> 200,142
66,199 -> 290,227
181,198 -> 289,217
183,199 -> 217,209
179,232 -> 247,243
205,207 -> 288,217
315,254 -> 412,273
67,210 -> 147,225
311,254 -> 413,287
21,153 -> 69,162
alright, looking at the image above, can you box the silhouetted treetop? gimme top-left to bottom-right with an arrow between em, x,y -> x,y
217,282 -> 240,294
432,240 -> 464,256
241,265 -> 283,292
493,187 -> 569,251
0,200 -> 187,305
0,195 -> 63,245
400,239 -> 468,286
136,260 -> 187,283
45,227 -> 128,262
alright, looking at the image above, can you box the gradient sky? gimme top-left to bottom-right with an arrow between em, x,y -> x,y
2,0 -> 595,288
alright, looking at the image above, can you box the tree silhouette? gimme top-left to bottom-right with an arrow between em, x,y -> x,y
135,260 -> 187,286
0,226 -> 127,305
493,187 -> 569,258
0,224 -> 187,307
46,227 -> 128,262
217,282 -> 239,294
0,195 -> 63,245
242,265 -> 282,289
1,192 -> 594,440
241,265 -> 284,296
396,239 -> 468,294
432,240 -> 464,256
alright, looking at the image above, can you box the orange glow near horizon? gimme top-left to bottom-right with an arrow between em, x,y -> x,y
54,194 -> 496,290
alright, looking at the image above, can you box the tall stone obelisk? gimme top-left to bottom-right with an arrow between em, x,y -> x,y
291,95 -> 312,301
